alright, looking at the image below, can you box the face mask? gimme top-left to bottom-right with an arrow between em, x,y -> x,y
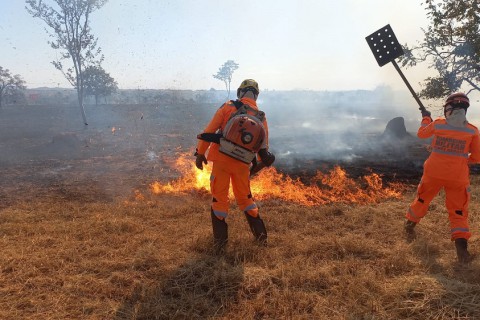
446,108 -> 467,127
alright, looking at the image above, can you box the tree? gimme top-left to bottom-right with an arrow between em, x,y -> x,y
400,0 -> 480,99
213,60 -> 239,98
83,65 -> 118,105
26,0 -> 108,125
0,67 -> 27,108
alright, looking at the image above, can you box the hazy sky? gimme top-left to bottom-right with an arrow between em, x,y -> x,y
1,1 -> 431,91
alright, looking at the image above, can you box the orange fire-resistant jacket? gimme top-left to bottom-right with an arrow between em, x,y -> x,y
196,97 -> 269,164
418,116 -> 480,183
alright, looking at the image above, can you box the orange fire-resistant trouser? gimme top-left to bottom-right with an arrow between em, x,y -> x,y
210,159 -> 258,220
405,175 -> 471,240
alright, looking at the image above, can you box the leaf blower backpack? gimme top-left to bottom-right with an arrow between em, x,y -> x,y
219,100 -> 266,163
197,100 -> 267,164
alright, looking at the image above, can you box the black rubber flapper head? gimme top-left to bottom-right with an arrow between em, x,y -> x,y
365,24 -> 404,67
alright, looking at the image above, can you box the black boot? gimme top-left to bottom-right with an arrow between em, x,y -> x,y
211,210 -> 228,253
455,238 -> 472,264
404,219 -> 417,242
244,212 -> 267,246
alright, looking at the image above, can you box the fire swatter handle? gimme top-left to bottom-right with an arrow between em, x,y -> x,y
391,60 -> 427,112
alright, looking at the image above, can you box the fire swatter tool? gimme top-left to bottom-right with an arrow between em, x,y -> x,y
365,24 -> 427,114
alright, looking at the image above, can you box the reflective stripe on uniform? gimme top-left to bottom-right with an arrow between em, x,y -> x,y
451,227 -> 469,233
432,148 -> 469,158
213,210 -> 228,219
244,203 -> 259,218
408,207 -> 419,219
435,123 -> 476,134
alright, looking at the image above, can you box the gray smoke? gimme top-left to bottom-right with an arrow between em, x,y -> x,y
260,88 -> 425,163
0,87 -> 429,199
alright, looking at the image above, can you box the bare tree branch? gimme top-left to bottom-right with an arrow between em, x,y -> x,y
213,60 -> 239,99
25,0 -> 107,125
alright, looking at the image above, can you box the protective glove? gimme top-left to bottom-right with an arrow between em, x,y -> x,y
258,148 -> 275,167
195,154 -> 207,170
421,108 -> 431,118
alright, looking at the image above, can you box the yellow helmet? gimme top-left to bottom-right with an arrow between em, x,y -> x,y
237,79 -> 259,98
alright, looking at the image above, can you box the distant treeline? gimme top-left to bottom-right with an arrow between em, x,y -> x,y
24,88 -> 228,105
19,86 -> 411,111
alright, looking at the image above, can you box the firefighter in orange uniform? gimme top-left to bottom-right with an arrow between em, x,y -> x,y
195,79 -> 275,251
405,92 -> 480,263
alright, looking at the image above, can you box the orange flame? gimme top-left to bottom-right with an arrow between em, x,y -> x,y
149,153 -> 404,206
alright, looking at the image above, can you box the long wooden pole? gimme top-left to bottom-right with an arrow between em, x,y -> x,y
391,60 -> 426,112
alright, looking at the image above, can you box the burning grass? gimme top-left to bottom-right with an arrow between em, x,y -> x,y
148,153 -> 406,206
1,169 -> 480,319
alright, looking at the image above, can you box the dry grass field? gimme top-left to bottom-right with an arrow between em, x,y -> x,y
1,103 -> 480,319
